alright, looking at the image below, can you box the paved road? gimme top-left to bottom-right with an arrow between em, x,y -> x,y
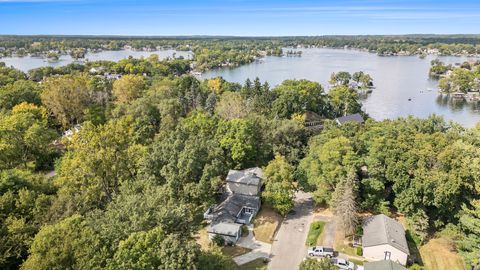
268,191 -> 314,270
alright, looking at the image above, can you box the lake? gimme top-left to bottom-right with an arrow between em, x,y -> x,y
2,47 -> 479,127
202,48 -> 480,127
0,49 -> 192,72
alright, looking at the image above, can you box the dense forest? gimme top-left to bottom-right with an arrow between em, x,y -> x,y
0,51 -> 479,270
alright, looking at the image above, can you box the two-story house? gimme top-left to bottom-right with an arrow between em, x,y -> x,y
205,167 -> 263,244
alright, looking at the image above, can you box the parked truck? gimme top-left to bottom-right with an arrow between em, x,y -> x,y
307,246 -> 334,257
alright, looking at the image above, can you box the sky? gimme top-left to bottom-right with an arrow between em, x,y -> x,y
0,0 -> 479,36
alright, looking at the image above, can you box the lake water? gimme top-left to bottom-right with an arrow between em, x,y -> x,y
0,49 -> 192,72
202,48 -> 480,127
2,47 -> 479,127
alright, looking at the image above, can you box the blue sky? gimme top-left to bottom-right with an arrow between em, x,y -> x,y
0,0 -> 479,36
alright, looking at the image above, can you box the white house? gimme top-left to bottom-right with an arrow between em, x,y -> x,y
362,214 -> 410,265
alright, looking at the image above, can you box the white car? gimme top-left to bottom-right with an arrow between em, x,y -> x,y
330,258 -> 362,270
307,246 -> 335,257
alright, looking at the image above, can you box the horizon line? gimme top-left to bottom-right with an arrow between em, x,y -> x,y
1,33 -> 480,38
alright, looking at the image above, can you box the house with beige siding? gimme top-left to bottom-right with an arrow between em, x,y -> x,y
362,214 -> 410,265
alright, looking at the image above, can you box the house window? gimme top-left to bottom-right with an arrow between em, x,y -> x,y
244,208 -> 254,214
384,251 -> 391,260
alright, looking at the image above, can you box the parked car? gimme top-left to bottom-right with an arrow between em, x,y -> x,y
330,258 -> 363,270
307,246 -> 334,257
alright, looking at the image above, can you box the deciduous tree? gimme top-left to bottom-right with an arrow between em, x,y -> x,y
41,75 -> 90,128
262,155 -> 295,215
112,74 -> 145,104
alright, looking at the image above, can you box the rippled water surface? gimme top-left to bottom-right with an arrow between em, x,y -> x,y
1,49 -> 192,72
202,48 -> 480,127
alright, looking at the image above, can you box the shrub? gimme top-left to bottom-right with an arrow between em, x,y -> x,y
355,225 -> 363,236
408,263 -> 422,270
241,225 -> 249,237
212,234 -> 225,246
355,247 -> 363,256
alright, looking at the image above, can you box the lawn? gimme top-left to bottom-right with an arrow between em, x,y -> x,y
253,206 -> 283,243
195,226 -> 252,258
194,227 -> 211,251
305,221 -> 326,246
238,258 -> 268,270
222,246 -> 252,258
420,238 -> 466,270
333,228 -> 356,256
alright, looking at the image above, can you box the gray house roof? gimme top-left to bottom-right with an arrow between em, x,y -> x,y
335,113 -> 364,125
362,214 -> 410,255
209,193 -> 261,224
364,260 -> 407,270
207,222 -> 241,237
226,167 -> 263,187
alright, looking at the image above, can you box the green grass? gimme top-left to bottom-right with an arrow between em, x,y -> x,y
305,221 -> 326,246
238,258 -> 268,270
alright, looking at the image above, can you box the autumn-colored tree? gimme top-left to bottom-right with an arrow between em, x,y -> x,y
112,74 -> 145,104
41,75 -> 90,129
215,91 -> 248,120
207,77 -> 223,94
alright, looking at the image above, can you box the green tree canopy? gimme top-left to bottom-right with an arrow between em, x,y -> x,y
327,85 -> 362,117
272,79 -> 328,119
21,214 -> 106,270
108,227 -> 199,270
0,80 -> 42,111
262,155 -> 295,215
299,258 -> 336,270
53,117 -> 145,216
0,103 -> 56,169
112,74 -> 145,104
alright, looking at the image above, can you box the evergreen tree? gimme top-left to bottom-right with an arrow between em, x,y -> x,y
331,168 -> 359,236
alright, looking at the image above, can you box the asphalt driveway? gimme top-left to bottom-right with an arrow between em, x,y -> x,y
268,191 -> 314,270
